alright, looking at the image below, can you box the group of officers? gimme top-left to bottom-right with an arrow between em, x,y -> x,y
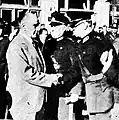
0,9 -> 119,120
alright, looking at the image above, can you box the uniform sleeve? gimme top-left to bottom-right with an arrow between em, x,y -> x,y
69,81 -> 84,96
102,44 -> 119,88
105,55 -> 119,88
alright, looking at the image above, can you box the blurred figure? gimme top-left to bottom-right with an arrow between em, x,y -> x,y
9,18 -> 20,41
98,26 -> 103,33
97,26 -> 104,40
39,28 -> 48,45
103,25 -> 114,43
42,34 -> 57,75
0,18 -> 10,119
73,19 -> 119,120
113,34 -> 119,56
35,28 -> 48,51
34,28 -> 56,74
6,10 -> 61,120
9,29 -> 19,41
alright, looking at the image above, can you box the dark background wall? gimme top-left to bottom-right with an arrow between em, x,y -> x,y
2,0 -> 24,4
1,0 -> 38,5
59,0 -> 97,9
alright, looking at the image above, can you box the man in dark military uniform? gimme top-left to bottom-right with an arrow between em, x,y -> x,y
45,11 -> 83,120
73,19 -> 119,120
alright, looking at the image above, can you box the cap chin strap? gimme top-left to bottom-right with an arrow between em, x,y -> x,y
81,33 -> 90,42
81,28 -> 92,41
56,36 -> 64,41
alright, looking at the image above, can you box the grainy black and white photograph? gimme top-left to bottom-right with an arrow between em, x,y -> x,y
0,0 -> 119,120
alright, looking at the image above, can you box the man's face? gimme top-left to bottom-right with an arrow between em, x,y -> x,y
98,27 -> 103,33
103,26 -> 107,32
73,22 -> 90,38
40,30 -> 48,44
50,24 -> 66,39
24,13 -> 38,36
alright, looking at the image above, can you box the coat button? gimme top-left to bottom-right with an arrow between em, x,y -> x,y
83,51 -> 86,54
60,47 -> 63,50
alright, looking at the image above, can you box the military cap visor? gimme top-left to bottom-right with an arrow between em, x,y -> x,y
49,17 -> 66,27
74,19 -> 91,27
50,11 -> 70,26
49,21 -> 65,27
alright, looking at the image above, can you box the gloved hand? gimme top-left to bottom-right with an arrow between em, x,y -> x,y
65,94 -> 79,104
52,73 -> 63,86
100,49 -> 113,74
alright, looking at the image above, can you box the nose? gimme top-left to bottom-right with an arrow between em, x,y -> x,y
52,29 -> 54,32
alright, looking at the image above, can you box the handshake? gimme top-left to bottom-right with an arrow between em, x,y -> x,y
45,73 -> 63,86
52,73 -> 63,86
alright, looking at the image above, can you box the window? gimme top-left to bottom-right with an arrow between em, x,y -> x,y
59,0 -> 65,8
69,0 -> 86,9
2,0 -> 24,4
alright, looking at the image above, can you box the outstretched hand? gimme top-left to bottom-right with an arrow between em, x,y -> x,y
65,94 -> 79,104
52,73 -> 63,86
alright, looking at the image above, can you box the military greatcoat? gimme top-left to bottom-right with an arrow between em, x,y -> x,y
45,37 -> 83,120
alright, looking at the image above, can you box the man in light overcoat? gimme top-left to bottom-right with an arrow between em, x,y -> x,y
6,10 -> 61,120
